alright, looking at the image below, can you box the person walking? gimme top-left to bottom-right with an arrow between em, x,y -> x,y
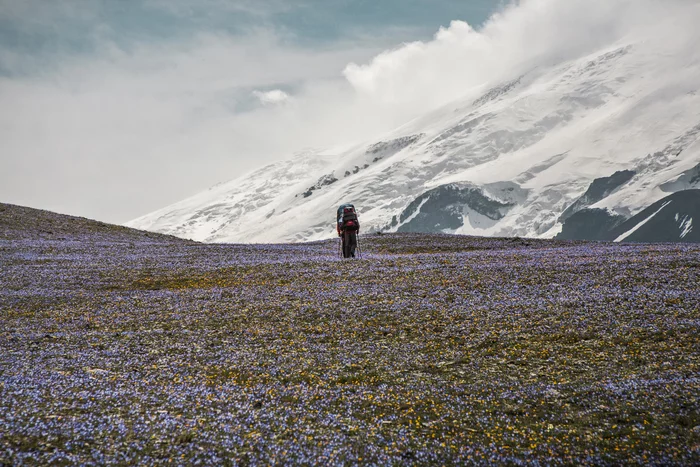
336,203 -> 360,258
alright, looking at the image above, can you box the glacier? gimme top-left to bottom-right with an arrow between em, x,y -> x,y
127,19 -> 700,244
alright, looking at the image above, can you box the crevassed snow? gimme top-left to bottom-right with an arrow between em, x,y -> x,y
614,201 -> 673,242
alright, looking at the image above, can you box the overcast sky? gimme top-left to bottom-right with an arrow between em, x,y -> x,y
2,0 -> 693,224
0,0 -> 502,223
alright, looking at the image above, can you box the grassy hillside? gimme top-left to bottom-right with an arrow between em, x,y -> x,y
0,203 -> 187,243
1,208 -> 699,464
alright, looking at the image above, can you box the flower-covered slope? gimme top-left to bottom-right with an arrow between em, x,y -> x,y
2,206 -> 700,464
128,32 -> 700,243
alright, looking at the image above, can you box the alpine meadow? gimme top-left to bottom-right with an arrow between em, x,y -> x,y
1,0 -> 700,465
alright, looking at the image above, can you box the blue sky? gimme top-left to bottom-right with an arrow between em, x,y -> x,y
0,0 -> 501,70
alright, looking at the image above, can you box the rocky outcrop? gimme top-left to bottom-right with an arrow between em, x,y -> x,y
557,190 -> 700,243
365,134 -> 424,162
559,170 -> 636,223
301,173 -> 338,198
660,162 -> 700,192
556,208 -> 627,241
608,190 -> 700,243
396,184 -> 513,233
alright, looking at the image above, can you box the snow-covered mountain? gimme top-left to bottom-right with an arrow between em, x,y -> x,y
127,28 -> 700,243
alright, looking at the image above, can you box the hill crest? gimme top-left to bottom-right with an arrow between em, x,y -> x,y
0,203 -> 189,243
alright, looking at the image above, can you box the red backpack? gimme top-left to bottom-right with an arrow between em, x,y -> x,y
340,206 -> 359,232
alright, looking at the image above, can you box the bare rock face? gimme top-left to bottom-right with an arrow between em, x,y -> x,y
558,170 -> 636,224
556,208 -> 627,241
558,190 -> 700,243
396,184 -> 513,233
660,162 -> 700,193
608,190 -> 700,243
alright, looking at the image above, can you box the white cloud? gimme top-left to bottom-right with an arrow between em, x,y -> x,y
0,30 -> 389,222
253,89 -> 291,106
344,0 -> 698,115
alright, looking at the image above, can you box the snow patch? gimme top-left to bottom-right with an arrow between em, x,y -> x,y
399,196 -> 430,227
454,206 -> 501,235
680,216 -> 693,239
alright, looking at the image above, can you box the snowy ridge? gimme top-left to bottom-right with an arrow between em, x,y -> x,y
127,33 -> 700,243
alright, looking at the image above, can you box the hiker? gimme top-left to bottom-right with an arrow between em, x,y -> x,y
337,203 -> 360,258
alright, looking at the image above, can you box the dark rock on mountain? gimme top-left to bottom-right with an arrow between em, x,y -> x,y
301,173 -> 339,198
660,162 -> 700,192
556,208 -> 627,241
559,170 -> 636,223
608,189 -> 700,243
365,134 -> 424,160
557,189 -> 700,243
397,184 -> 513,233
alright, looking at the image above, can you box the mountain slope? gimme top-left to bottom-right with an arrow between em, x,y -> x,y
557,190 -> 700,243
127,32 -> 700,244
0,203 -> 187,243
610,190 -> 700,243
